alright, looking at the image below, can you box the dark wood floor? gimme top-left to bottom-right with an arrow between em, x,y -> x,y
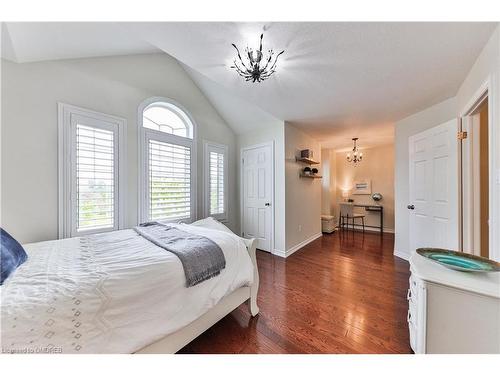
179,231 -> 412,354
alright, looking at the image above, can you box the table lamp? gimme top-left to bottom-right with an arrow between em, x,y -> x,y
342,189 -> 350,202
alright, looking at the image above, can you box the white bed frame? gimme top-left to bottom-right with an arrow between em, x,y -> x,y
135,238 -> 260,354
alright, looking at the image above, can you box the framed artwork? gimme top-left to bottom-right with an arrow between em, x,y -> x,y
353,179 -> 372,195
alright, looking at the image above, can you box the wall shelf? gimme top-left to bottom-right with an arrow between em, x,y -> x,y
295,157 -> 320,165
300,173 -> 322,179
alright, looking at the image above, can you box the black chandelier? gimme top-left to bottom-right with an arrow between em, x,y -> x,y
347,138 -> 363,164
231,34 -> 284,83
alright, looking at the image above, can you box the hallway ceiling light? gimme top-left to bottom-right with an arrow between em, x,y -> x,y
231,34 -> 284,83
347,137 -> 363,164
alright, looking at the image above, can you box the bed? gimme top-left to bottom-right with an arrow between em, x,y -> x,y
0,222 -> 259,354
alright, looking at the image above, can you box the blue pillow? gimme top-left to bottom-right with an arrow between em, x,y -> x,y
1,228 -> 28,285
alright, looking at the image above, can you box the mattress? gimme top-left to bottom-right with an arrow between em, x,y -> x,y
0,223 -> 254,354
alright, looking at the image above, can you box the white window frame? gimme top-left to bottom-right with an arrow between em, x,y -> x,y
203,141 -> 229,222
58,103 -> 127,239
138,97 -> 197,224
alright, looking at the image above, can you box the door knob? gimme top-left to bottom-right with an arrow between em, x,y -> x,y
407,204 -> 415,210
265,203 -> 271,206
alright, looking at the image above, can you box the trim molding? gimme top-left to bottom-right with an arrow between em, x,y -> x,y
394,250 -> 410,261
57,102 -> 127,239
272,248 -> 286,257
340,224 -> 395,234
274,232 -> 323,258
459,75 -> 499,261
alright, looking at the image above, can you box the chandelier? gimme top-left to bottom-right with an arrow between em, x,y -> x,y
347,138 -> 363,164
231,34 -> 284,83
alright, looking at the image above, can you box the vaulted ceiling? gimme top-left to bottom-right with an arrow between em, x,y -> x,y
2,22 -> 497,148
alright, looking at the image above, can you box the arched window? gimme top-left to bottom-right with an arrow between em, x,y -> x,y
138,98 -> 196,223
142,102 -> 193,138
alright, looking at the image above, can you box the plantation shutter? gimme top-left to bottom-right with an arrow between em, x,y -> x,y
75,124 -> 116,231
209,151 -> 225,215
148,139 -> 191,221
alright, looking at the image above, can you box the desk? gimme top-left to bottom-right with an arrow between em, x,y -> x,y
353,204 -> 383,234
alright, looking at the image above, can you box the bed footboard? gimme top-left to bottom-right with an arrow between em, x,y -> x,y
136,237 -> 261,353
243,238 -> 260,316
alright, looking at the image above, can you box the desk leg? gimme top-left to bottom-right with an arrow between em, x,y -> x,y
380,208 -> 383,235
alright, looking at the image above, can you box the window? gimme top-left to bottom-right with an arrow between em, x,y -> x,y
148,140 -> 191,221
58,103 -> 126,238
204,141 -> 228,221
76,124 -> 115,230
139,98 -> 196,224
143,105 -> 190,138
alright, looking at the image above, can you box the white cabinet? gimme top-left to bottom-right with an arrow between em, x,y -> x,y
407,274 -> 427,353
408,255 -> 500,354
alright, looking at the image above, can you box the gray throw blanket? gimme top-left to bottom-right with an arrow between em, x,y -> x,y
134,222 -> 226,287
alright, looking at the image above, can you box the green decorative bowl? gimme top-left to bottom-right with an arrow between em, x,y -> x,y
417,248 -> 500,273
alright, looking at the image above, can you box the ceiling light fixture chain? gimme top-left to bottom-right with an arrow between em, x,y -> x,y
231,33 -> 284,83
347,137 -> 363,164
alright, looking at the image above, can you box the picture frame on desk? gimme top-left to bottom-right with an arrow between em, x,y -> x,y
353,179 -> 372,195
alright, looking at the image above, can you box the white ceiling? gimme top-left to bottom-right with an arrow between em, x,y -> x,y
1,22 -> 160,62
181,62 -> 282,134
2,22 -> 497,149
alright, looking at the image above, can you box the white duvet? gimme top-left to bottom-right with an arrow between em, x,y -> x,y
0,224 -> 254,354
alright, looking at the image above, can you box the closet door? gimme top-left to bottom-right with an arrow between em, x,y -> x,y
241,143 -> 273,252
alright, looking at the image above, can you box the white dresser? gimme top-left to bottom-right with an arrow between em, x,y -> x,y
408,254 -> 500,354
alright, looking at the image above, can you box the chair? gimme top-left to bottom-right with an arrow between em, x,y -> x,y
339,203 -> 365,232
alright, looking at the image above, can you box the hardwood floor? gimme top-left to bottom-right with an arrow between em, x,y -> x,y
179,231 -> 412,354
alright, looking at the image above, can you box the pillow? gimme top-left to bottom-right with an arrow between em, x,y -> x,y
190,217 -> 234,234
1,228 -> 28,285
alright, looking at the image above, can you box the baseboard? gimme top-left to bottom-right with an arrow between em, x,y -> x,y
275,232 -> 323,258
394,250 -> 410,261
272,248 -> 286,257
339,224 -> 394,234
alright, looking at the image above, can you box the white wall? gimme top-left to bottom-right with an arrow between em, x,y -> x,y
237,121 -> 286,255
1,53 -> 238,243
238,123 -> 322,257
394,23 -> 500,261
321,149 -> 332,215
329,151 -> 337,215
321,150 -> 337,217
284,123 -> 322,255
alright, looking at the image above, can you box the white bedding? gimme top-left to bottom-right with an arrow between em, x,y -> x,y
0,223 -> 253,354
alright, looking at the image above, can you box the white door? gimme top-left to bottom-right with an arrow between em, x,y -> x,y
242,143 -> 273,252
409,120 -> 459,253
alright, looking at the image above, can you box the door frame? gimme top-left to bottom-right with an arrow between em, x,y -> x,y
459,76 -> 497,260
240,141 -> 275,253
